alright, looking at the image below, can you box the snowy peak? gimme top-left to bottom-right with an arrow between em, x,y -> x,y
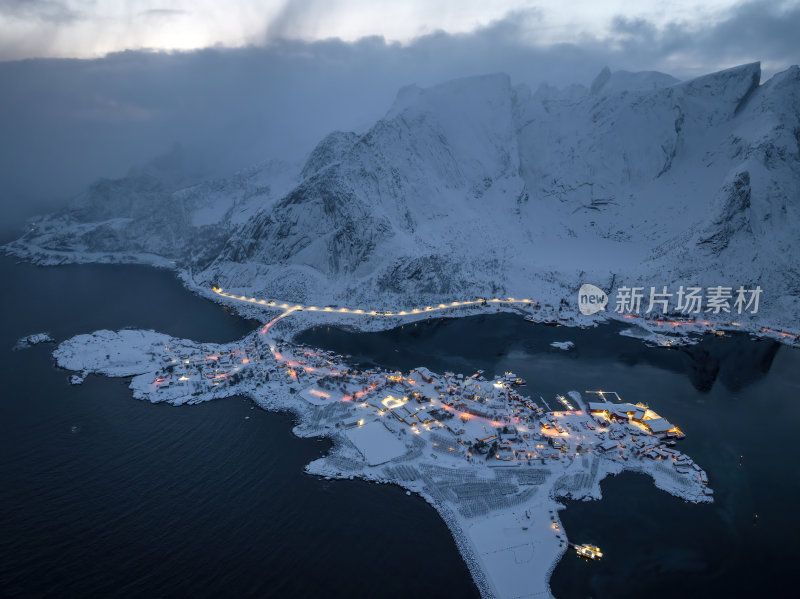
590,67 -> 679,95
300,131 -> 360,180
218,74 -> 520,282
387,73 -> 512,119
679,61 -> 761,119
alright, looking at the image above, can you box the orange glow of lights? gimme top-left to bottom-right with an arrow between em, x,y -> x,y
309,389 -> 330,399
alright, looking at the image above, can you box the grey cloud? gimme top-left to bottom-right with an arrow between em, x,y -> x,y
606,1 -> 800,75
265,0 -> 328,41
0,0 -> 797,234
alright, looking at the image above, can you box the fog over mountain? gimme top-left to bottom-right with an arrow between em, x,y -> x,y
1,0 -> 799,232
8,61 -> 800,331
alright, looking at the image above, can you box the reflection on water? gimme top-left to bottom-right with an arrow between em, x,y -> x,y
298,313 -> 783,394
300,313 -> 800,599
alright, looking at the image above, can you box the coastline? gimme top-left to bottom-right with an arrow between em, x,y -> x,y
5,241 -> 798,351
50,293 -> 715,598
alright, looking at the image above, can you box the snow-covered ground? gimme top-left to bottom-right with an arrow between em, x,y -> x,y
549,341 -> 574,351
51,303 -> 713,599
14,332 -> 53,350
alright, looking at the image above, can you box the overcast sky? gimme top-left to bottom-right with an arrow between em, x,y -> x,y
0,1 -> 768,60
1,0 -> 798,230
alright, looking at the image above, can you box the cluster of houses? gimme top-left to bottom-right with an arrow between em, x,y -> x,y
587,402 -> 684,438
147,328 -> 704,483
334,366 -> 587,463
152,341 -> 263,393
336,367 -> 702,472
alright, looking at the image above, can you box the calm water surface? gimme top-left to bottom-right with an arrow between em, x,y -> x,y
0,255 -> 477,599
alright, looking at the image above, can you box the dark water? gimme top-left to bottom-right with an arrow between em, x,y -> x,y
298,314 -> 800,598
0,255 -> 478,598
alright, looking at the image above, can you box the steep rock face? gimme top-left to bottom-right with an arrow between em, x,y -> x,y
515,62 -> 763,209
222,168 -> 394,276
698,170 -> 752,253
211,73 -> 522,292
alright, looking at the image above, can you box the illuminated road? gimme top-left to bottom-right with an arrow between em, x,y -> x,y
212,287 -> 796,342
212,287 -> 545,419
212,287 -> 539,318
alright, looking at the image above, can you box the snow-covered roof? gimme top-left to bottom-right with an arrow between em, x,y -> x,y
645,418 -> 675,433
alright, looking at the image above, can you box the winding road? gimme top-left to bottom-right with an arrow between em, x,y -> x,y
212,287 -> 540,318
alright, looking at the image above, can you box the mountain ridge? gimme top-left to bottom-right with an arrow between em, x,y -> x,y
7,62 -> 800,330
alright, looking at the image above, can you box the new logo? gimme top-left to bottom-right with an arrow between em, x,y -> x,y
578,284 -> 608,315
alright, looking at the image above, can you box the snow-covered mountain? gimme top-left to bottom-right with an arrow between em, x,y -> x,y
8,62 -> 800,328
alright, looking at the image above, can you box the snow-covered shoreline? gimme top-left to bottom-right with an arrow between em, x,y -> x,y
7,239 -> 796,354
51,296 -> 715,598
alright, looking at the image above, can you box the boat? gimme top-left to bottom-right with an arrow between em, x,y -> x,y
575,544 -> 603,560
